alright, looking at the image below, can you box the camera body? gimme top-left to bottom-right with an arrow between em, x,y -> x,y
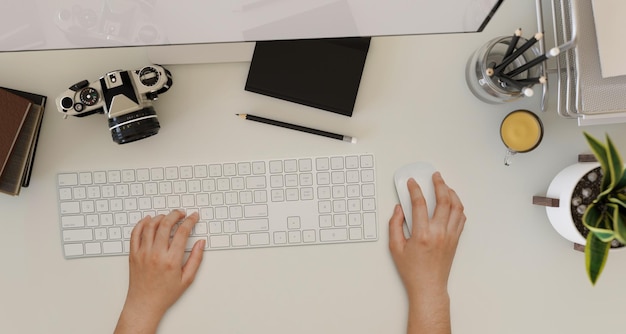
56,65 -> 172,144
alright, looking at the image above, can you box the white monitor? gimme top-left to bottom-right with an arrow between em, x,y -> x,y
1,0 -> 503,52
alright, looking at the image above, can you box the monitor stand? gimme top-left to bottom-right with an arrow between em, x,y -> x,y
146,42 -> 255,65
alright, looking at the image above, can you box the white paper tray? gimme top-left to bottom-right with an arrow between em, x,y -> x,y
540,0 -> 626,125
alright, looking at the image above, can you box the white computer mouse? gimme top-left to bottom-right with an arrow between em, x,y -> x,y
393,161 -> 436,234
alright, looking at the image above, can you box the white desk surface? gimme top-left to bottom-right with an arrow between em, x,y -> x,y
2,2 -> 626,334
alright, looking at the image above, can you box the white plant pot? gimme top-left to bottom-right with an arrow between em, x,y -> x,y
543,162 -> 600,245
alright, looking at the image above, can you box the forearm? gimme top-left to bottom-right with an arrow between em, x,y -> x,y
406,290 -> 451,334
114,302 -> 164,334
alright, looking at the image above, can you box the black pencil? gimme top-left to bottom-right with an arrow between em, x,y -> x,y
237,114 -> 357,143
503,28 -> 522,60
504,47 -> 560,78
494,32 -> 543,74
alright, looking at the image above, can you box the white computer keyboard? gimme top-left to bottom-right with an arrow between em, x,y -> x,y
56,154 -> 378,258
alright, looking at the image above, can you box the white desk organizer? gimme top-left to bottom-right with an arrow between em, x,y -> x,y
538,0 -> 626,125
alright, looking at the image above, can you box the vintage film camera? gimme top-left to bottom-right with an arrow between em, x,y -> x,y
56,65 -> 172,144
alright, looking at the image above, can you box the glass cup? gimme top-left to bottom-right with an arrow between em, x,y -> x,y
500,110 -> 543,166
466,36 -> 542,104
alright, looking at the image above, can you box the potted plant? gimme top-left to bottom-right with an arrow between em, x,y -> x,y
535,132 -> 626,284
580,132 -> 626,284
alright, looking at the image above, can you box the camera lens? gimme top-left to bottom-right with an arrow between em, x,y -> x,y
108,107 -> 160,144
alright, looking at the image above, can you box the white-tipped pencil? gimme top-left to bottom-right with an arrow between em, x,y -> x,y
494,32 -> 544,74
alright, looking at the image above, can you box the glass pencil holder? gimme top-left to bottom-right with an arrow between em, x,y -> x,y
466,36 -> 542,104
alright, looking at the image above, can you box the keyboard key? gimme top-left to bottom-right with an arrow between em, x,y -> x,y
122,170 -> 135,182
299,159 -> 313,172
103,241 -> 123,254
136,168 -> 150,181
59,188 -> 72,200
194,165 -> 208,178
193,222 -> 208,235
210,235 -> 230,248
269,160 -> 283,173
364,213 -> 377,239
360,155 -> 374,168
223,163 -> 236,176
62,216 -> 85,228
284,159 -> 297,172
60,202 -> 80,214
209,164 -> 222,177
244,205 -> 268,218
79,172 -> 93,185
58,173 -> 78,186
288,231 -> 301,243
151,168 -> 164,180
362,184 -> 376,197
64,244 -> 84,257
253,190 -> 266,203
180,166 -> 193,179
246,176 -> 266,189
303,230 -> 316,243
270,175 -> 284,188
224,220 -> 237,233
330,157 -> 344,170
95,228 -> 108,240
108,171 -> 121,183
361,169 -> 375,182
320,229 -> 348,242
209,221 -> 222,234
63,229 -> 93,242
271,189 -> 284,202
186,237 -> 208,251
93,171 -> 107,184
349,228 -> 363,240
238,218 -> 269,232
250,233 -> 270,246
274,231 -> 287,244
165,167 -> 179,180
237,162 -> 251,175
252,161 -> 266,174
73,187 -> 87,200
316,157 -> 329,170
345,156 -> 359,169
287,216 -> 301,229
85,242 -> 102,255
232,234 -> 248,247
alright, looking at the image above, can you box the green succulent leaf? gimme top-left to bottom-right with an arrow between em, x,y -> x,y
615,168 -> 626,192
615,214 -> 626,244
603,135 -> 624,196
584,132 -> 611,190
583,203 -> 614,242
607,203 -> 626,244
609,196 -> 626,209
585,232 -> 610,285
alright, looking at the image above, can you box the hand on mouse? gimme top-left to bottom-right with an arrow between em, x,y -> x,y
388,172 -> 466,334
114,210 -> 206,334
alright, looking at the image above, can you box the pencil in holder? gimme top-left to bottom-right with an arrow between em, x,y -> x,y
466,35 -> 542,104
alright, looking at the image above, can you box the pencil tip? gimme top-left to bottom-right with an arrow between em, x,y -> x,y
535,32 -> 544,40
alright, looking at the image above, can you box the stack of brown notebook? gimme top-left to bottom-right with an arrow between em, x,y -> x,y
0,87 -> 46,196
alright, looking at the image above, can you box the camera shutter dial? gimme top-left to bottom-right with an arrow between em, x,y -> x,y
79,87 -> 99,106
138,67 -> 160,86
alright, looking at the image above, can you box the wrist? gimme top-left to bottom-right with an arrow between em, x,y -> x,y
114,299 -> 166,334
